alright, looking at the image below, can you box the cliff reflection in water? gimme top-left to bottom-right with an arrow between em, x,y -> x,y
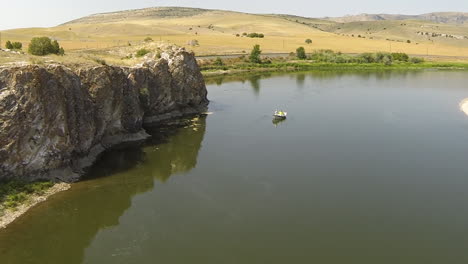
0,116 -> 207,264
142,116 -> 207,182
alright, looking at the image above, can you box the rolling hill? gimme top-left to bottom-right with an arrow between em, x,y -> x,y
1,7 -> 467,59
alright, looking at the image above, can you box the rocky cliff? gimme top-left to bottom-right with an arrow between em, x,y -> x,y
0,47 -> 208,182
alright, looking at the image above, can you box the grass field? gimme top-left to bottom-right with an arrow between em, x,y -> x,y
1,8 -> 467,60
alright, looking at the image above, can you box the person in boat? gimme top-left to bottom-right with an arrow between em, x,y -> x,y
274,110 -> 286,116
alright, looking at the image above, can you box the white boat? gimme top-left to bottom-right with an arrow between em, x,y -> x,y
273,110 -> 287,119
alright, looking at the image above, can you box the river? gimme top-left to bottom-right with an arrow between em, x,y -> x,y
1,70 -> 468,263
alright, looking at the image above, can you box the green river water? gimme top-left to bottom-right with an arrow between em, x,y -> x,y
1,70 -> 468,263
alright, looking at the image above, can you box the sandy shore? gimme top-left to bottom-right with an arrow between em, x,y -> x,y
0,183 -> 71,229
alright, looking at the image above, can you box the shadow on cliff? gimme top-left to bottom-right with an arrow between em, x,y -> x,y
0,116 -> 207,264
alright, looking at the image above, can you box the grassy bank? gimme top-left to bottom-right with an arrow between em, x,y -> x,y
200,50 -> 468,77
0,180 -> 71,229
201,60 -> 468,77
201,61 -> 468,77
0,180 -> 54,215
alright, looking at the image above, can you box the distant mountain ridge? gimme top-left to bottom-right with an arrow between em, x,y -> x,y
323,12 -> 468,24
62,7 -> 468,26
63,7 -> 212,25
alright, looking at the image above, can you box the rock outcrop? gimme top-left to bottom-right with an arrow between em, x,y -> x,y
0,47 -> 208,182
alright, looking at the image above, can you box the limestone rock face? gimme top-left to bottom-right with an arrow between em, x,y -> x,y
0,47 -> 208,182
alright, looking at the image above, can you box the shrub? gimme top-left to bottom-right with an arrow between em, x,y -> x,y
407,40 -> 411,43
12,42 -> 23,50
305,39 -> 313,44
5,41 -> 22,50
358,53 -> 376,63
246,33 -> 265,38
391,52 -> 409,62
92,57 -> 107,65
28,37 -> 64,56
296,47 -> 307,60
263,57 -> 272,64
382,56 -> 393,66
310,50 -> 395,64
249,44 -> 262,64
214,57 -> 224,66
374,52 -> 392,63
5,41 -> 13,49
144,37 -> 153,42
311,49 -> 351,63
410,57 -> 424,64
136,48 -> 151,58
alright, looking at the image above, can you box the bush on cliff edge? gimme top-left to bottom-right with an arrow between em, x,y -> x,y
28,37 -> 65,56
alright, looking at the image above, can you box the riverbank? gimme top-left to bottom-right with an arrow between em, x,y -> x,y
201,61 -> 468,77
0,114 -> 206,230
0,182 -> 71,229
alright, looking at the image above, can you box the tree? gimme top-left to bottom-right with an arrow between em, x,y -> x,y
51,40 -> 60,54
28,37 -> 64,56
305,39 -> 312,44
296,47 -> 307,60
249,44 -> 262,64
5,41 -> 13,49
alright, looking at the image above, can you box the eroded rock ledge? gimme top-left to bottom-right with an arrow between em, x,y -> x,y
0,47 -> 208,182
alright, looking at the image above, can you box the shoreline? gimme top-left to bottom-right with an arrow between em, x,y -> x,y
0,183 -> 71,229
201,61 -> 468,78
0,111 -> 206,230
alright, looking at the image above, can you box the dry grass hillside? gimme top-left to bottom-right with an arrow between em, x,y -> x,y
1,7 -> 467,60
323,12 -> 468,24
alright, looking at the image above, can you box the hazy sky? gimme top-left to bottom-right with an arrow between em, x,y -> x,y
1,0 -> 467,30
